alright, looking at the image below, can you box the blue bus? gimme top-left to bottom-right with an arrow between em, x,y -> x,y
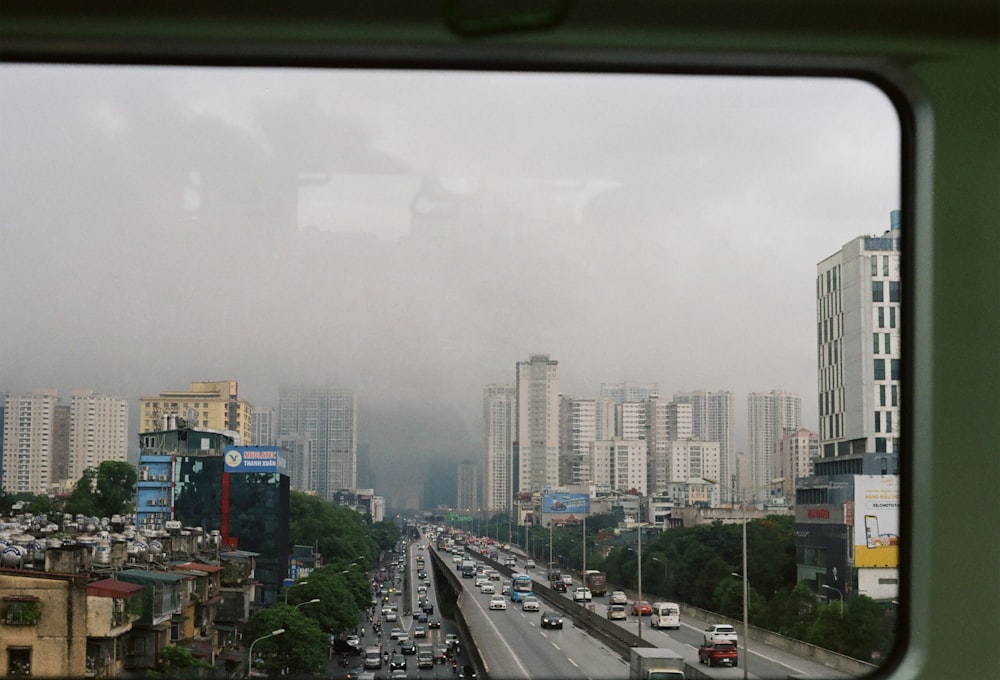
509,573 -> 533,603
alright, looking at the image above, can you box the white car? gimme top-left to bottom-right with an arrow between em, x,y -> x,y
573,587 -> 592,602
489,594 -> 507,610
704,624 -> 739,645
609,591 -> 628,606
480,582 -> 495,594
525,560 -> 536,569
521,596 -> 540,612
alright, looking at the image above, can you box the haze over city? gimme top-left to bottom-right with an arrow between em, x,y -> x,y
0,65 -> 900,506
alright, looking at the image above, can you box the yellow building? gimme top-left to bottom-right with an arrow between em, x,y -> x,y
140,380 -> 253,445
0,569 -> 88,678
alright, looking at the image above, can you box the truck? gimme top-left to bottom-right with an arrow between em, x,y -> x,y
629,647 -> 685,680
698,640 -> 738,668
583,569 -> 608,596
461,559 -> 476,577
416,644 -> 434,669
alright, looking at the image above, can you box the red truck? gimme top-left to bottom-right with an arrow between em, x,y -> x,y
698,640 -> 738,667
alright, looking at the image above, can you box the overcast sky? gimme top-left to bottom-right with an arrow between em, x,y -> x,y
0,64 -> 899,506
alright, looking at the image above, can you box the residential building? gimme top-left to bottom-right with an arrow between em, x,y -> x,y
747,390 -> 801,495
457,462 -> 479,516
277,385 -> 357,499
645,398 -> 693,494
86,578 -> 145,679
139,380 -> 253,446
599,382 -> 660,404
483,384 -> 516,515
776,428 -> 820,500
2,389 -> 58,494
515,354 -> 560,493
251,406 -> 276,446
68,389 -> 128,482
52,404 -> 71,487
559,397 -> 610,486
661,439 -> 721,494
590,438 -> 647,493
674,390 -> 735,503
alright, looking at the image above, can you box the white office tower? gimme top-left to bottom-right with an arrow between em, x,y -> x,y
2,389 -> 58,494
646,399 -> 694,494
68,389 -> 128,481
617,401 -> 647,440
252,407 -> 277,446
673,390 -> 735,503
664,439 -> 721,492
590,439 -> 648,493
515,354 -> 560,493
457,462 -> 480,515
600,382 -> 660,404
747,390 -> 802,495
817,211 -> 902,458
278,385 -> 357,500
484,384 -> 516,514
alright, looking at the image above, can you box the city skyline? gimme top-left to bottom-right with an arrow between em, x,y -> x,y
0,65 -> 899,504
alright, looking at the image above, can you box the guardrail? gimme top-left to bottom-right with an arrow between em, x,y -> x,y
428,546 -> 487,678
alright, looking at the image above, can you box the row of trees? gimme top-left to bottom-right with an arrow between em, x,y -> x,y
468,511 -> 892,662
0,460 -> 138,520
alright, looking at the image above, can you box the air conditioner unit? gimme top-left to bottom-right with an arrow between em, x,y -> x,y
158,498 -> 168,506
147,500 -> 155,505
159,474 -> 168,481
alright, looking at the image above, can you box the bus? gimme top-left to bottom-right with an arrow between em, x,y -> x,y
509,573 -> 533,603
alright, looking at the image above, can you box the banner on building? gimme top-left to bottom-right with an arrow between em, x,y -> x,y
542,493 -> 590,514
223,446 -> 288,474
853,474 -> 900,568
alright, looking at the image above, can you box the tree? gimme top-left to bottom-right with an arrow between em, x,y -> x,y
146,645 -> 213,679
64,461 -> 137,518
243,605 -> 327,676
366,520 -> 401,552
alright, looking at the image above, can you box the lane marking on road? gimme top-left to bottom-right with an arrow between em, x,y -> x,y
568,658 -> 578,668
552,643 -> 561,651
464,581 -> 531,679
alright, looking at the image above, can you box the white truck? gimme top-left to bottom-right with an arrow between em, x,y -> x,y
628,647 -> 685,680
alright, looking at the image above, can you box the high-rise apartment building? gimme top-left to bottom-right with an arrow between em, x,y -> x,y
600,382 -> 660,404
663,439 -> 721,492
457,462 -> 480,515
67,389 -> 128,482
816,211 -> 902,457
747,390 -> 802,494
484,384 -> 515,514
139,380 -> 253,445
776,428 -> 820,499
646,398 -> 693,494
674,390 -> 735,502
2,389 -> 58,494
252,407 -> 276,446
590,439 -> 647,493
515,354 -> 560,493
559,397 -> 613,486
51,405 -> 71,486
277,385 -> 357,500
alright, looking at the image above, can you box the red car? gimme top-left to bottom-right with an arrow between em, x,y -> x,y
551,580 -> 567,592
631,600 -> 652,616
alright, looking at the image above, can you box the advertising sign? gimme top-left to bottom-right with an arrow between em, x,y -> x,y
542,493 -> 590,514
853,475 -> 900,567
223,446 -> 288,474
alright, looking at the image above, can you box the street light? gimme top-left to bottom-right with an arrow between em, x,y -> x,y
294,598 -> 320,610
283,580 -> 308,605
822,584 -> 844,617
247,628 -> 285,678
649,556 -> 667,592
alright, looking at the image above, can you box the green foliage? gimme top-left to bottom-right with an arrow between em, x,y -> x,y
366,520 -> 401,552
0,492 -> 55,516
243,604 -> 328,676
146,645 -> 213,679
64,461 -> 137,517
289,491 -> 372,565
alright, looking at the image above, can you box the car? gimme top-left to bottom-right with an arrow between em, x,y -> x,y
384,609 -> 398,622
474,576 -> 488,588
609,591 -> 628,605
427,617 -> 441,629
445,633 -> 461,652
489,594 -> 507,610
390,670 -> 408,680
389,654 -> 406,671
457,665 -> 478,679
488,570 -> 500,581
573,587 -> 592,602
422,601 -> 434,614
400,639 -> 416,655
632,600 -> 652,616
390,627 -> 404,640
346,664 -> 366,680
433,645 -> 448,664
346,634 -> 361,649
521,596 -> 540,611
540,610 -> 564,629
501,583 -> 511,595
607,604 -> 627,620
416,611 -> 428,623
550,579 -> 567,593
413,624 -> 427,638
423,577 -> 431,586
395,632 -> 410,645
704,623 -> 739,645
560,574 -> 573,587
525,560 -> 536,569
480,582 -> 495,594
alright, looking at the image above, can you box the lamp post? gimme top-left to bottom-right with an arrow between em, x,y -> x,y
637,523 -> 644,640
283,580 -> 308,605
822,584 -> 844,617
247,628 -> 285,679
294,598 -> 320,610
650,556 -> 667,593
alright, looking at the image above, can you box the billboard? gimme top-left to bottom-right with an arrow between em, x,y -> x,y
223,446 -> 288,474
853,474 -> 900,568
542,493 -> 590,514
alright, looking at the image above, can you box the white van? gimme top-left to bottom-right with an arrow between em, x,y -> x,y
650,601 -> 680,629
